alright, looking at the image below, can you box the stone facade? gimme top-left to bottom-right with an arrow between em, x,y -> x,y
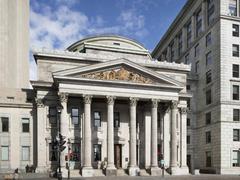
152,0 -> 240,175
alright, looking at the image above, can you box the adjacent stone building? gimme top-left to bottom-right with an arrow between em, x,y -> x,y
152,0 -> 240,175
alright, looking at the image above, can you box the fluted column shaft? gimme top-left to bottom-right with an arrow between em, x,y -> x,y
180,107 -> 188,167
151,99 -> 159,168
107,96 -> 116,169
129,98 -> 138,167
83,95 -> 92,168
170,101 -> 178,168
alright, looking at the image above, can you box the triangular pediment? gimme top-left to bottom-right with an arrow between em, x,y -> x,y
53,58 -> 184,89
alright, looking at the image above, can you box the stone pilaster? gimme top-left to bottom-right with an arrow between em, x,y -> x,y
170,101 -> 178,174
106,96 -> 117,176
82,95 -> 93,177
150,99 -> 161,176
128,97 -> 139,176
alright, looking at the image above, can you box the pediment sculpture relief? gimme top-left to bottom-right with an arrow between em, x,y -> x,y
81,67 -> 153,84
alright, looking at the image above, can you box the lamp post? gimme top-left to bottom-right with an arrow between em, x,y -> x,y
57,106 -> 62,180
67,138 -> 71,180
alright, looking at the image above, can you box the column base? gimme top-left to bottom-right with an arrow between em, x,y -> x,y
150,167 -> 161,176
81,167 -> 93,177
106,167 -> 117,176
170,166 -> 189,175
60,168 -> 68,178
128,166 -> 139,176
35,166 -> 47,173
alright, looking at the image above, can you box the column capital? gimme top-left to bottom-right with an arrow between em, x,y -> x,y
83,95 -> 93,104
180,107 -> 188,114
59,92 -> 68,103
171,101 -> 178,109
152,99 -> 160,108
35,97 -> 44,108
129,97 -> 139,107
106,96 -> 116,105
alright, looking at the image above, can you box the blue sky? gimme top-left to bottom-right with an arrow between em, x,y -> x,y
29,0 -> 186,79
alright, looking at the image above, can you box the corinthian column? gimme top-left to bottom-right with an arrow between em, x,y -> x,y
82,95 -> 93,177
170,101 -> 178,174
106,96 -> 117,176
150,99 -> 161,176
128,97 -> 139,176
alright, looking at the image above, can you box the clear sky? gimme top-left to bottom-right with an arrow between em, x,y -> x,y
30,0 -> 186,51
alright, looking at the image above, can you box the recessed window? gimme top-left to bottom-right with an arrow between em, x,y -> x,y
22,118 -> 30,133
233,129 -> 240,141
207,0 -> 215,25
195,61 -> 199,74
71,108 -> 79,126
206,70 -> 212,84
94,112 -> 101,127
233,109 -> 240,121
232,150 -> 240,167
169,42 -> 174,62
206,151 -> 212,167
49,143 -> 58,161
206,89 -> 212,105
233,85 -> 240,100
187,135 -> 190,144
1,117 -> 9,132
93,144 -> 101,161
1,146 -> 9,161
233,24 -> 239,37
196,9 -> 202,37
187,85 -> 191,90
186,22 -> 192,48
206,32 -> 212,47
114,112 -> 120,128
70,143 -> 80,161
206,131 -> 211,144
187,118 -> 191,126
194,44 -> 200,57
233,64 -> 239,78
233,44 -> 239,57
113,42 -> 120,46
206,51 -> 212,66
229,0 -> 237,16
178,32 -> 183,56
185,54 -> 190,64
49,107 -> 57,125
206,112 -> 211,125
22,146 -> 30,161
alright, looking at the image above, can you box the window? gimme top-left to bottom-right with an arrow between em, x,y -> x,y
206,89 -> 212,105
232,150 -> 240,167
1,117 -> 9,132
22,118 -> 30,133
185,54 -> 190,64
206,131 -> 211,144
233,64 -> 239,78
22,146 -> 30,161
114,112 -> 120,128
233,24 -> 239,37
207,0 -> 215,25
206,32 -> 212,47
49,107 -> 57,125
93,144 -> 101,161
170,42 -> 174,62
158,112 -> 161,128
233,44 -> 239,57
233,109 -> 240,121
206,70 -> 212,84
71,108 -> 79,126
194,44 -> 200,57
49,143 -> 58,161
233,85 -> 239,100
233,129 -> 240,141
186,22 -> 192,48
187,118 -> 190,127
196,9 -> 202,37
94,112 -> 101,127
1,146 -> 9,161
187,85 -> 191,91
206,51 -> 212,66
70,143 -> 80,161
206,151 -> 212,167
187,135 -> 190,144
229,0 -> 237,16
195,61 -> 199,74
178,32 -> 183,56
187,99 -> 190,109
206,112 -> 211,125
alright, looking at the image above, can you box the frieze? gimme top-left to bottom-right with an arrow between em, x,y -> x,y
81,67 -> 153,84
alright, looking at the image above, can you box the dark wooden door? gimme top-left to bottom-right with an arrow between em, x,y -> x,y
114,144 -> 122,168
187,154 -> 191,173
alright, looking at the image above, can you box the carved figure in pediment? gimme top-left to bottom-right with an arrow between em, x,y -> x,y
109,70 -> 116,80
117,67 -> 129,80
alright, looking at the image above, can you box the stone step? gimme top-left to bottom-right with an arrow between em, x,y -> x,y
93,169 -> 105,176
116,169 -> 128,176
139,169 -> 150,176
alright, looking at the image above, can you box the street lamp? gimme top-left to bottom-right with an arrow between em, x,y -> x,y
57,106 -> 62,180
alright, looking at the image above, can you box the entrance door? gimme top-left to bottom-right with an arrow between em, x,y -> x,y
187,154 -> 191,173
114,144 -> 122,168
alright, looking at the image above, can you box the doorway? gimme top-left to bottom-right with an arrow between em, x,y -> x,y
114,144 -> 122,169
187,154 -> 191,173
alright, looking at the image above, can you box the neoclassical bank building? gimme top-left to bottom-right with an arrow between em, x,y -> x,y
29,36 -> 190,176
